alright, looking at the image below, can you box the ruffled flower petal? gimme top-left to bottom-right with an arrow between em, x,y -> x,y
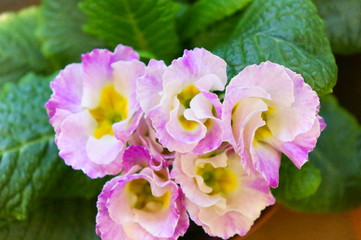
57,111 -> 123,178
96,177 -> 126,240
172,148 -> 275,239
45,44 -> 144,178
250,141 -> 281,188
223,61 -> 324,187
45,64 -> 83,141
46,63 -> 83,119
137,59 -> 167,116
81,45 -> 140,109
272,116 -> 325,169
86,135 -> 123,165
142,48 -> 227,154
96,167 -> 189,240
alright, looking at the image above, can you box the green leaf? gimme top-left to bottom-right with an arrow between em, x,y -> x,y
313,0 -> 361,55
0,7 -> 50,85
276,95 -> 361,213
0,73 -> 63,220
272,157 -> 322,201
193,13 -> 242,50
213,0 -> 337,96
181,0 -> 251,38
0,199 -> 99,240
175,0 -> 196,3
37,0 -> 104,68
46,168 -> 108,199
79,0 -> 181,61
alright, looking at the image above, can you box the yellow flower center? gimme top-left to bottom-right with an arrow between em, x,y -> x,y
177,84 -> 200,108
89,85 -> 128,139
196,163 -> 238,195
178,115 -> 199,130
177,84 -> 200,131
254,107 -> 275,145
126,178 -> 171,213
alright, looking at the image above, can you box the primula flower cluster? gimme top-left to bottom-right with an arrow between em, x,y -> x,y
46,44 -> 324,240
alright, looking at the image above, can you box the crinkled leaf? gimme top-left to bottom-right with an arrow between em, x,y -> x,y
213,0 -> 337,96
272,156 -> 322,201
0,7 -> 50,85
37,0 -> 104,68
79,0 -> 180,61
313,0 -> 361,55
277,95 -> 361,213
0,73 -> 63,220
180,0 -> 251,38
0,199 -> 99,240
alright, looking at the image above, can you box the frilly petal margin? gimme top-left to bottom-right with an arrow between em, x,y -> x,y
96,177 -> 127,240
163,48 -> 227,89
57,111 -> 123,178
96,168 -> 189,240
142,48 -> 227,154
136,59 -> 167,116
223,61 -> 325,187
172,149 -> 275,239
45,64 -> 83,142
46,63 -> 83,119
45,44 -> 143,178
272,116 -> 326,169
81,45 -> 139,109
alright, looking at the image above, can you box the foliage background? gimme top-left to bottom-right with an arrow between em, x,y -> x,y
0,0 -> 360,239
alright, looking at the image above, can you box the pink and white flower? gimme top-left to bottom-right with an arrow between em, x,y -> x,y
96,158 -> 189,240
137,48 -> 227,154
45,44 -> 145,178
222,61 -> 326,187
172,148 -> 275,239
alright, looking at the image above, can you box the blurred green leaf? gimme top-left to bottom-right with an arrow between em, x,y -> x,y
46,168 -> 108,199
276,95 -> 361,212
213,0 -> 337,96
272,157 -> 322,201
79,0 -> 181,61
0,7 -> 50,85
180,0 -> 251,38
0,199 -> 99,240
193,13 -> 241,50
313,0 -> 361,55
37,0 -> 104,68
